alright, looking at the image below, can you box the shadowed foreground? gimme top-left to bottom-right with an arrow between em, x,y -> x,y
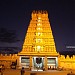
2,69 -> 75,75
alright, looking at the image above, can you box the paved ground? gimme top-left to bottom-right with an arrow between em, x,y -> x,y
3,69 -> 30,75
1,69 -> 75,75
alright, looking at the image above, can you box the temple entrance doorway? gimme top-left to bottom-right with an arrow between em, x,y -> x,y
32,57 -> 44,71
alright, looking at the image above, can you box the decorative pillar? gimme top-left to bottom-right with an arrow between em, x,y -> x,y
30,56 -> 32,70
17,56 -> 20,69
45,56 -> 47,70
58,54 -> 60,68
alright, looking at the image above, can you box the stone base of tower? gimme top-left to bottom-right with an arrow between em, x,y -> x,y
18,52 -> 59,71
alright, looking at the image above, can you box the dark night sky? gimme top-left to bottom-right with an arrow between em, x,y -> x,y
0,0 -> 75,54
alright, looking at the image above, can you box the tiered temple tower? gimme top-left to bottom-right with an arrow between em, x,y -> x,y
18,10 -> 59,70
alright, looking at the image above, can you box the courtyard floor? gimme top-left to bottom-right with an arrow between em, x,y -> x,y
1,69 -> 75,75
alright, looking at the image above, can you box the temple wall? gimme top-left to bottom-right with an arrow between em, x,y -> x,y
59,55 -> 75,70
0,53 -> 75,70
0,54 -> 18,68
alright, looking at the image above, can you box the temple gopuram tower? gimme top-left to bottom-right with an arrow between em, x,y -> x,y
18,10 -> 59,71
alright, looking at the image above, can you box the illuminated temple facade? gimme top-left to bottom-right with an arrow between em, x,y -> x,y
0,11 -> 75,70
18,10 -> 59,70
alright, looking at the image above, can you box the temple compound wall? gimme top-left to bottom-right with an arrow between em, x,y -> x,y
58,55 -> 75,70
0,54 -> 18,69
